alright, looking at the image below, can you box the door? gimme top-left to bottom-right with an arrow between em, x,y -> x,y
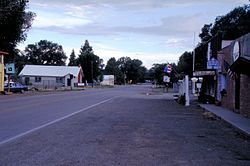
235,73 -> 240,110
67,78 -> 71,86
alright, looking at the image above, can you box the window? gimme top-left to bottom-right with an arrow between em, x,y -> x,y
56,77 -> 63,83
35,77 -> 41,82
25,77 -> 30,85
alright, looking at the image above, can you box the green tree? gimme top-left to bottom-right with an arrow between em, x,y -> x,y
126,59 -> 146,84
199,24 -> 212,43
177,51 -> 193,77
0,0 -> 35,62
104,57 -> 118,75
150,63 -> 166,85
24,40 -> 67,66
14,49 -> 27,74
77,40 -> 101,83
68,49 -> 78,66
199,4 -> 250,42
117,57 -> 131,84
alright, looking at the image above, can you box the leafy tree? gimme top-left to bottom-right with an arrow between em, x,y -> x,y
177,51 -> 193,77
116,57 -> 131,84
126,59 -> 145,84
150,64 -> 166,85
68,49 -> 78,66
105,57 -> 146,84
0,0 -> 35,62
199,4 -> 250,42
77,40 -> 101,83
199,24 -> 212,43
14,49 -> 27,74
24,40 -> 67,66
104,57 -> 118,75
104,57 -> 122,84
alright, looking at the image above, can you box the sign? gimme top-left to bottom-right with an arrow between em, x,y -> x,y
5,63 -> 15,74
233,41 -> 240,62
163,76 -> 170,83
193,70 -> 215,76
207,58 -> 219,69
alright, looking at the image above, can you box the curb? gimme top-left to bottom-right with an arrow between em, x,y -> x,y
199,104 -> 250,139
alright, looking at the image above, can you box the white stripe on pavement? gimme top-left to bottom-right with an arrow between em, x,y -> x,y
0,96 -> 118,146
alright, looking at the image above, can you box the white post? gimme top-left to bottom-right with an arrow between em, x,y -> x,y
185,75 -> 190,106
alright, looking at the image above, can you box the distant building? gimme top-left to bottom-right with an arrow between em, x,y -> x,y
101,75 -> 114,86
19,65 -> 84,89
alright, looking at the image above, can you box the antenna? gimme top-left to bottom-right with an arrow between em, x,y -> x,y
193,32 -> 196,72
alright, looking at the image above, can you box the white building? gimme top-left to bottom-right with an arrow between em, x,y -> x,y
101,75 -> 114,86
19,65 -> 84,89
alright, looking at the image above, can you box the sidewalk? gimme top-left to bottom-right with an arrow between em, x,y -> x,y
199,104 -> 250,137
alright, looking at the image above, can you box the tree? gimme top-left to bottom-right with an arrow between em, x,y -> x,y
199,24 -> 212,43
68,49 -> 78,66
199,4 -> 250,42
24,40 -> 67,66
150,64 -> 166,85
14,48 -> 27,74
105,57 -> 146,84
0,0 -> 35,62
104,57 -> 118,75
80,40 -> 93,54
77,40 -> 101,83
177,51 -> 193,77
125,59 -> 145,84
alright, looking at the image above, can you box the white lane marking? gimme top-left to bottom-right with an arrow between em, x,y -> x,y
0,97 -> 118,146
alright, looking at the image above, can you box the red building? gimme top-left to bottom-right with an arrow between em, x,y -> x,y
218,33 -> 250,117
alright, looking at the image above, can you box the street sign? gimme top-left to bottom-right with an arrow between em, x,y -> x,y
5,63 -> 15,74
207,58 -> 219,69
163,76 -> 170,83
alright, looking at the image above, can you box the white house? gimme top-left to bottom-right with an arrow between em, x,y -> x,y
19,65 -> 84,89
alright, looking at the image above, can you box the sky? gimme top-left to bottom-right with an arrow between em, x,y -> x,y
18,0 -> 248,69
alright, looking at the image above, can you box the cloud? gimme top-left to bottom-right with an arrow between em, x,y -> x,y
30,0 -> 247,11
25,0 -> 247,68
29,0 -> 246,38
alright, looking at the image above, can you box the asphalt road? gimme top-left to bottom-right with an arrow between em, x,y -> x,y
0,85 -> 249,165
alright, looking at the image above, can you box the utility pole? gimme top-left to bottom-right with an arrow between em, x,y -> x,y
91,61 -> 93,88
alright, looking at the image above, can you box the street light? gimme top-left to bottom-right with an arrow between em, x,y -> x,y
191,77 -> 198,94
196,77 -> 203,95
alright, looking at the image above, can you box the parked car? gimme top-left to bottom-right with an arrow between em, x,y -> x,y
4,82 -> 28,93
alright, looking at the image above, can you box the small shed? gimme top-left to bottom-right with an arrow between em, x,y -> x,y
19,65 -> 84,89
101,75 -> 114,86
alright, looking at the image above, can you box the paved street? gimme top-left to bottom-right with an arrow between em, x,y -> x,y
0,85 -> 250,165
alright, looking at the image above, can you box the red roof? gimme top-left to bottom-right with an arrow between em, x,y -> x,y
0,51 -> 8,55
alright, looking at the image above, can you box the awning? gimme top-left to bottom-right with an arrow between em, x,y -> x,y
230,56 -> 250,75
193,70 -> 216,77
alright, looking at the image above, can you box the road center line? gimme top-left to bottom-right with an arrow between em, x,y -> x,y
0,96 -> 118,146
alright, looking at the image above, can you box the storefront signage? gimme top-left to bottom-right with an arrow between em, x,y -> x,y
193,70 -> 215,76
207,58 -> 219,69
233,41 -> 240,62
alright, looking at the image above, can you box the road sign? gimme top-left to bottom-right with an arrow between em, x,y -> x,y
163,76 -> 170,83
5,63 -> 15,74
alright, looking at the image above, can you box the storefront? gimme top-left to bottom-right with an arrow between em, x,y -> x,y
218,33 -> 250,117
193,70 -> 216,103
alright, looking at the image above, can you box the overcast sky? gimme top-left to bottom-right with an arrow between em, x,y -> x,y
19,0 -> 248,68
